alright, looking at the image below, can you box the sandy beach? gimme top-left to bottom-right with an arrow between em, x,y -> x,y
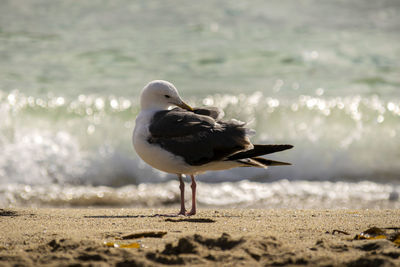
1,208 -> 399,266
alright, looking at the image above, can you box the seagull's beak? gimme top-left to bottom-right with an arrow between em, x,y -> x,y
176,100 -> 194,111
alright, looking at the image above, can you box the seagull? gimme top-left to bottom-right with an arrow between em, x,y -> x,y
133,80 -> 293,216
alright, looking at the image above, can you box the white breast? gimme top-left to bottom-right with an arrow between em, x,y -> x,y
132,110 -> 193,174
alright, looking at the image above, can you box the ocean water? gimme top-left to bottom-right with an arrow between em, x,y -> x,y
1,0 -> 399,208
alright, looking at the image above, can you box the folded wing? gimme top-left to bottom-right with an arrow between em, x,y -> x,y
148,108 -> 252,165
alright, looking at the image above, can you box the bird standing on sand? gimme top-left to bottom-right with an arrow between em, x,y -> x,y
133,80 -> 293,216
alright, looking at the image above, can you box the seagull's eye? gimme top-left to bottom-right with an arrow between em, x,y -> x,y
164,95 -> 171,99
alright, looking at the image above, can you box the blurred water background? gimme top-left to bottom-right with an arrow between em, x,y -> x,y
1,0 -> 399,208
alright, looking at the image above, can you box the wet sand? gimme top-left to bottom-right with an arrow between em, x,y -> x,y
1,208 -> 400,266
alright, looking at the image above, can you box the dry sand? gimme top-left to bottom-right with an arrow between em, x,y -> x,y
1,208 -> 400,266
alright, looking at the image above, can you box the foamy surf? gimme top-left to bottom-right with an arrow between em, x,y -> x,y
2,180 -> 399,209
1,91 -> 399,187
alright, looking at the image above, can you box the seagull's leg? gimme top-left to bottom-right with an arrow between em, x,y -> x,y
178,174 -> 186,215
186,175 -> 197,216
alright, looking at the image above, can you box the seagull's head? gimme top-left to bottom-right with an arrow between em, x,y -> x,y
140,80 -> 193,111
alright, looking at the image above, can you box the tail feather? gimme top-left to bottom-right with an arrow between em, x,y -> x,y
252,157 -> 291,166
237,157 -> 291,168
228,144 -> 293,160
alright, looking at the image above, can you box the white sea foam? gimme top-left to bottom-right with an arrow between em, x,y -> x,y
1,180 -> 399,209
1,92 -> 399,188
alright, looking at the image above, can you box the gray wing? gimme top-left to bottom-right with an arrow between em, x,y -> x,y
149,107 -> 251,166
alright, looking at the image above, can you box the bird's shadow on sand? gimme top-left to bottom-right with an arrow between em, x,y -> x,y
164,218 -> 216,223
84,214 -> 216,223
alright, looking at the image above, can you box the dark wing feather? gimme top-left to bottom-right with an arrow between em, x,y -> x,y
227,144 -> 293,160
193,107 -> 223,120
149,108 -> 251,166
149,108 -> 215,138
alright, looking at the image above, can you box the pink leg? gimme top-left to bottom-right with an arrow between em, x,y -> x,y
186,175 -> 196,216
178,174 -> 186,215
